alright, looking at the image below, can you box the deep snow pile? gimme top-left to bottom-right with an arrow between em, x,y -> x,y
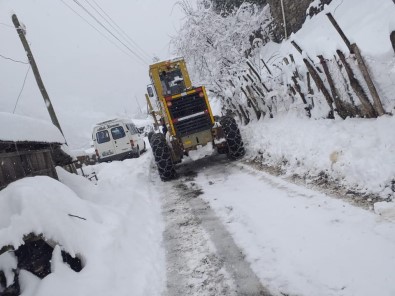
242,114 -> 395,199
238,0 -> 395,200
278,0 -> 395,114
0,153 -> 165,296
0,112 -> 64,144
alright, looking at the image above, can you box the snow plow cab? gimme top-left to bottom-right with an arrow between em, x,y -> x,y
147,57 -> 245,181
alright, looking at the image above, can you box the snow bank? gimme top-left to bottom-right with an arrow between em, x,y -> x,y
0,153 -> 165,296
282,0 -> 395,58
0,112 -> 65,144
242,114 -> 395,199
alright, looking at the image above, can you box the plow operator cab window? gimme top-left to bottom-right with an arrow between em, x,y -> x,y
160,68 -> 186,96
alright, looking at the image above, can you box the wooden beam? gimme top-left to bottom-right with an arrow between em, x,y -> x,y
350,44 -> 385,115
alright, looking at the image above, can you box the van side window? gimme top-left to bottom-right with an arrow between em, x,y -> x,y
96,130 -> 111,144
111,126 -> 126,140
129,124 -> 137,134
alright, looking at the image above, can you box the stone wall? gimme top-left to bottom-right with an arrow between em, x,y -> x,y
267,0 -> 332,41
267,0 -> 311,41
212,0 -> 266,14
210,0 -> 332,42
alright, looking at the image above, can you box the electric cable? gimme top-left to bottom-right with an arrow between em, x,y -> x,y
13,65 -> 31,113
71,0 -> 148,65
0,22 -> 13,28
83,0 -> 151,63
59,0 -> 139,61
89,0 -> 152,61
83,0 -> 150,62
0,53 -> 28,64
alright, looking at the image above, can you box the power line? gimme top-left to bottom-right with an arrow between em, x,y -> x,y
89,0 -> 152,61
83,0 -> 151,63
0,53 -> 29,64
13,65 -> 31,113
59,0 -> 138,61
0,22 -> 13,28
71,0 -> 148,65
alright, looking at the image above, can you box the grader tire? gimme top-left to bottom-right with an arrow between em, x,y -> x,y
220,116 -> 245,160
150,133 -> 176,181
147,131 -> 155,143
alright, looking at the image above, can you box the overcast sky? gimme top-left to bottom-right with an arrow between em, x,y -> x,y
0,0 -> 184,150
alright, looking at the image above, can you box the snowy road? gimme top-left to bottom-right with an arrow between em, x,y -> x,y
158,159 -> 270,296
4,149 -> 394,296
153,153 -> 395,296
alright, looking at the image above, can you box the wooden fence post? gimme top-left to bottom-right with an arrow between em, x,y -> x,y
326,13 -> 353,52
241,87 -> 262,120
350,44 -> 385,115
318,55 -> 348,119
291,41 -> 335,118
336,50 -> 377,118
260,59 -> 272,76
327,12 -> 385,116
246,61 -> 271,92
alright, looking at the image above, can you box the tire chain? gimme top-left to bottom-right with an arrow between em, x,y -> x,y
220,116 -> 245,160
150,133 -> 176,181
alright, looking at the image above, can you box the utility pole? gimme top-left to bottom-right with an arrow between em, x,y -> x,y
280,0 -> 288,39
135,95 -> 143,114
12,14 -> 65,137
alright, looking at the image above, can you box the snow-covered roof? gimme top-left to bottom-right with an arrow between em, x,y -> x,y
0,112 -> 65,144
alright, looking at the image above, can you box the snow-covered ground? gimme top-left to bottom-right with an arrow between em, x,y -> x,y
194,160 -> 395,296
0,151 -> 165,296
1,0 -> 395,295
1,141 -> 395,295
242,114 -> 395,200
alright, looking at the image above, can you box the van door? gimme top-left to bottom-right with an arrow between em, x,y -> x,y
110,125 -> 131,155
129,124 -> 144,151
95,128 -> 116,159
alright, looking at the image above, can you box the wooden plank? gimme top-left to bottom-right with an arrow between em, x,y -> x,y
336,50 -> 377,117
351,44 -> 385,115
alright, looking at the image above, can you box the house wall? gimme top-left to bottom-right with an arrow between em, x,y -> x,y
0,147 -> 58,190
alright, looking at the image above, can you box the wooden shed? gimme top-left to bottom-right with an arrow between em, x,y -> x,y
0,112 -> 73,190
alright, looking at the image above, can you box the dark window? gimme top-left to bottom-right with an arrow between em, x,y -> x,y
96,130 -> 111,144
111,126 -> 126,140
160,69 -> 186,96
128,124 -> 138,134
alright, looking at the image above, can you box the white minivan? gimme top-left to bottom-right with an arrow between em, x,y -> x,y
92,118 -> 146,163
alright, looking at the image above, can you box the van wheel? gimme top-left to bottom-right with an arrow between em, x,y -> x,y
150,133 -> 176,181
134,145 -> 141,158
220,116 -> 245,160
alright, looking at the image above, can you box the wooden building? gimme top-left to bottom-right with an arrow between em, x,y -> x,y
0,112 -> 73,190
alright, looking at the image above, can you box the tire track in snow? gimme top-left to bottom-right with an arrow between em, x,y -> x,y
158,156 -> 272,296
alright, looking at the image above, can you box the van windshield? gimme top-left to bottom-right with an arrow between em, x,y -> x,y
111,126 -> 126,140
96,130 -> 110,144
